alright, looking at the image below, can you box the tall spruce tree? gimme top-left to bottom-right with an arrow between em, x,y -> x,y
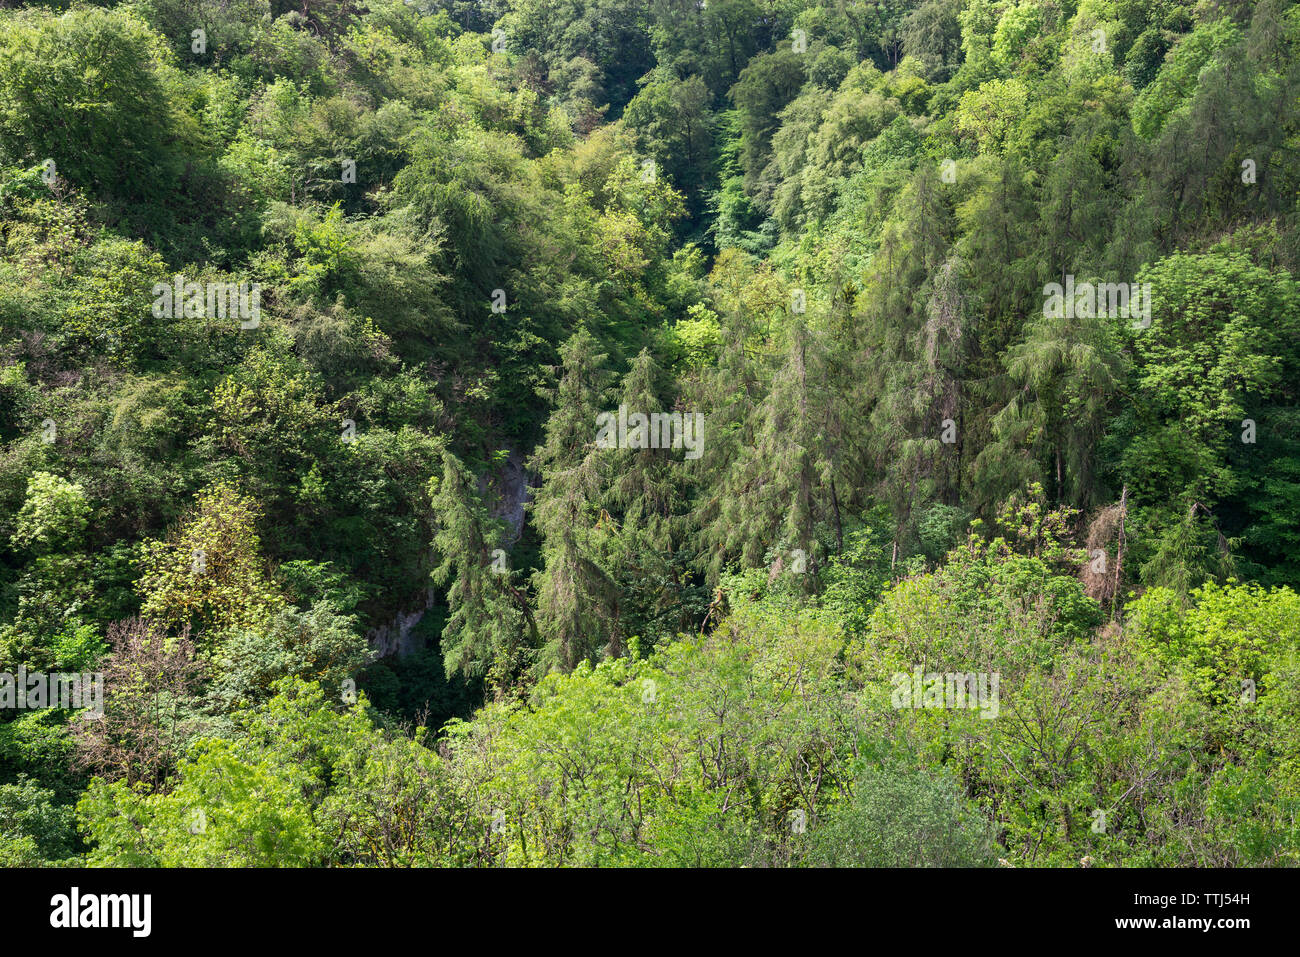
431,448 -> 534,688
527,328 -> 621,671
600,349 -> 702,642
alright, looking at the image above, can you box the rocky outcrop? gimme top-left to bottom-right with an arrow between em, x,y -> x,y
367,590 -> 434,659
484,448 -> 532,545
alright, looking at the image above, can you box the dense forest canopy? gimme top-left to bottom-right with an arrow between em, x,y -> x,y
0,0 -> 1298,867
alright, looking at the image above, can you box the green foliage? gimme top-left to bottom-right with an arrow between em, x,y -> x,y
5,0 -> 1300,871
1131,18 -> 1240,139
135,482 -> 284,636
806,767 -> 995,867
0,775 -> 76,866
207,601 -> 372,713
1131,581 -> 1300,707
0,7 -> 185,201
13,471 -> 89,554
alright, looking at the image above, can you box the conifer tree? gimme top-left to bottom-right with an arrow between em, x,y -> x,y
603,349 -> 702,642
707,321 -> 842,589
527,328 -> 620,671
430,448 -> 533,687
